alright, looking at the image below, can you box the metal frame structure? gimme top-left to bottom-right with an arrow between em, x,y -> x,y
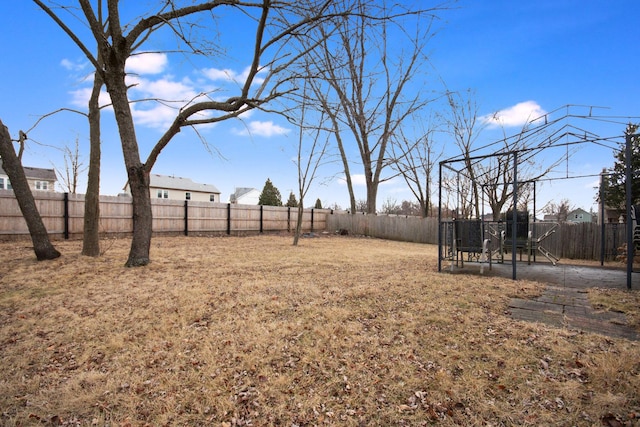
436,105 -> 639,285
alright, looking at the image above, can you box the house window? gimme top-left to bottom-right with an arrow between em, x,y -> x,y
35,181 -> 49,191
185,192 -> 191,200
0,177 -> 6,189
209,194 -> 216,202
157,189 -> 168,199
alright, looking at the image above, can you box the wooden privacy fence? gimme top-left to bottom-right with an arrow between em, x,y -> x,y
327,212 -> 628,262
0,190 -> 330,239
326,213 -> 439,244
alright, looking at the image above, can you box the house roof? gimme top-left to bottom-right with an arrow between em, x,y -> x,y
149,174 -> 220,193
568,208 -> 591,216
0,159 -> 57,181
230,187 -> 259,202
232,187 -> 258,197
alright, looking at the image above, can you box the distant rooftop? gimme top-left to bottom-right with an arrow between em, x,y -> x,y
149,174 -> 220,193
0,159 -> 56,181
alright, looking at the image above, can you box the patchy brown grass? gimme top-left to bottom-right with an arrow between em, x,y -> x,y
1,235 -> 639,426
590,288 -> 640,330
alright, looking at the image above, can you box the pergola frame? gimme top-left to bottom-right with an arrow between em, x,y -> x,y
436,105 -> 639,286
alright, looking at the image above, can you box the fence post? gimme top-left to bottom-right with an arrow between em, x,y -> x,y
260,205 -> 264,234
184,200 -> 188,236
287,206 -> 291,232
311,208 -> 314,232
227,203 -> 231,235
64,192 -> 69,240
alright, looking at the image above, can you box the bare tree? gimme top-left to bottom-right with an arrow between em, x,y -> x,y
292,80 -> 331,246
381,197 -> 401,215
0,119 -> 61,260
55,137 -> 87,194
442,90 -> 485,219
444,91 -> 571,219
304,2 -> 446,214
82,61 -> 104,257
389,124 -> 442,217
22,59 -> 105,257
475,127 -> 567,219
542,198 -> 574,222
34,0 -> 363,266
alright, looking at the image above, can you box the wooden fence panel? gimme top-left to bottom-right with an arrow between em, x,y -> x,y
98,195 -> 134,235
326,213 -> 439,244
326,212 -> 631,262
152,199 -> 185,233
0,191 -> 330,238
187,202 -> 229,233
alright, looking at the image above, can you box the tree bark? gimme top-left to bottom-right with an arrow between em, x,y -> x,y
102,45 -> 152,266
0,119 -> 61,260
293,201 -> 304,246
81,68 -> 103,257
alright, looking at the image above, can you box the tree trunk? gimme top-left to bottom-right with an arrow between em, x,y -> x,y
126,165 -> 152,266
81,69 -> 103,257
293,201 -> 304,246
366,181 -> 378,215
0,119 -> 61,260
104,65 -> 153,267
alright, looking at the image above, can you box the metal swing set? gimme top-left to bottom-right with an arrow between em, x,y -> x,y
436,105 -> 640,286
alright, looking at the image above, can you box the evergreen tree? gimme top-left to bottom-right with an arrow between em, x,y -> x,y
314,198 -> 323,209
286,192 -> 298,207
603,124 -> 640,209
258,178 -> 283,206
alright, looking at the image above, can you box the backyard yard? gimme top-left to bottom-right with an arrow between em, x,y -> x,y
0,235 -> 639,426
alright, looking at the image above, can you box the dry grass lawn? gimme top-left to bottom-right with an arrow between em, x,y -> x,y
1,235 -> 639,426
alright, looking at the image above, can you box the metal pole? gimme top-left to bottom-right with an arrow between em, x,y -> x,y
512,152 -> 518,280
64,192 -> 69,240
184,200 -> 188,236
600,171 -> 606,266
260,205 -> 264,234
437,162 -> 443,272
625,133 -> 633,289
533,181 -> 536,263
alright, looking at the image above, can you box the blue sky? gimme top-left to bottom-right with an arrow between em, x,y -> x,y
0,1 -> 638,215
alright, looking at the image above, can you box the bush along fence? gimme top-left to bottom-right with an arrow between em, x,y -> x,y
0,190 -> 331,240
326,212 -> 629,262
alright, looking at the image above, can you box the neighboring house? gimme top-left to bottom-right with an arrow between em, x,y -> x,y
567,208 -> 594,224
600,206 -> 624,224
0,159 -> 57,192
542,214 -> 558,222
229,187 -> 260,205
123,174 -> 221,202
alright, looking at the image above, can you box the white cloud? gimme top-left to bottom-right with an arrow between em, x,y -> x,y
64,55 -> 272,131
68,87 -> 112,109
60,58 -> 88,72
130,104 -> 179,129
126,52 -> 168,75
339,174 -> 367,186
232,121 -> 290,137
481,101 -> 547,128
129,77 -> 198,101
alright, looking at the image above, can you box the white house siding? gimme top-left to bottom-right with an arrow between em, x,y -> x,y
126,174 -> 221,202
230,188 -> 260,205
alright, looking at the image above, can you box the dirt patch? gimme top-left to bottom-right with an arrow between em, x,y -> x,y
0,235 -> 639,426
